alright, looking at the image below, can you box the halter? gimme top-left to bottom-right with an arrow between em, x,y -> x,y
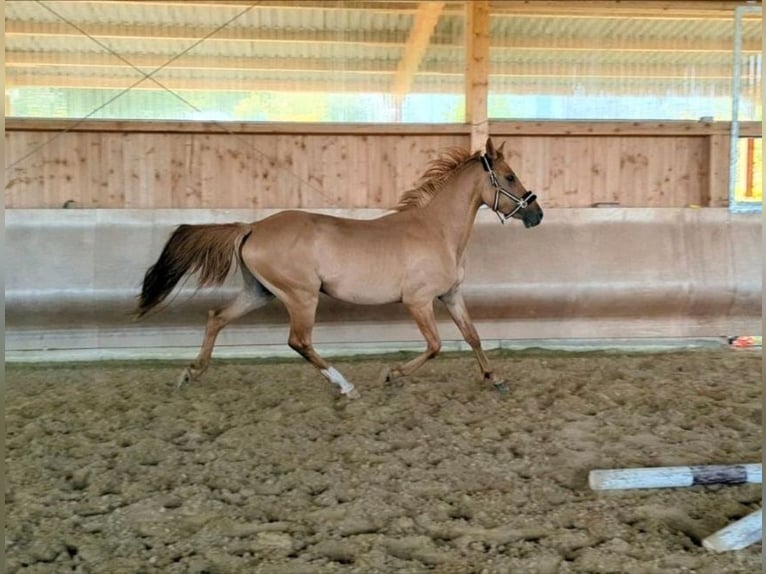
480,154 -> 537,224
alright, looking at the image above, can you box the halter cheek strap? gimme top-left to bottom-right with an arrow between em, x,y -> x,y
480,154 -> 537,224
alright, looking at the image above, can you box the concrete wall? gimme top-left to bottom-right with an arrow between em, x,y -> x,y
6,208 -> 761,360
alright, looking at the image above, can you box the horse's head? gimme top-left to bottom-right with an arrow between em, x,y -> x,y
478,138 -> 543,228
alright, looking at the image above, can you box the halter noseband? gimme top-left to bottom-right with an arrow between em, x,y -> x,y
480,154 -> 537,224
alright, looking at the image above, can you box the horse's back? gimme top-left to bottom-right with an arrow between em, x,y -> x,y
251,209 -> 402,244
244,209 -> 410,304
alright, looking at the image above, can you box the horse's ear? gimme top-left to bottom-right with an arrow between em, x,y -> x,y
496,141 -> 506,158
485,137 -> 497,158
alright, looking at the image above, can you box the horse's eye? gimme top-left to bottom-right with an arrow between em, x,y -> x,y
506,174 -> 515,184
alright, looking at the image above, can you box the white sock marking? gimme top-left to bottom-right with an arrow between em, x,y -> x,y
321,366 -> 355,395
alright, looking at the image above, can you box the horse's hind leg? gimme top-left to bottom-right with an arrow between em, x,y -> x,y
179,273 -> 273,387
439,289 -> 508,393
282,292 -> 359,399
385,300 -> 442,382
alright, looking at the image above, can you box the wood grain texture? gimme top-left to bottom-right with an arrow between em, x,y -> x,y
4,120 -> 741,208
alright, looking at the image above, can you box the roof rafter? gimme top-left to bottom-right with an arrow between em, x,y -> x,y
8,52 -> 397,73
6,20 -> 759,54
7,59 -> 741,83
8,0 -> 749,18
4,20 -> 408,46
392,1 -> 445,95
7,73 -> 740,97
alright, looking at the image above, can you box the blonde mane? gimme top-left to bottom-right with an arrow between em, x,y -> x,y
395,147 -> 479,211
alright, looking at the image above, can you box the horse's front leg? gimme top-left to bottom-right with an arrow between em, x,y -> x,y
439,289 -> 508,393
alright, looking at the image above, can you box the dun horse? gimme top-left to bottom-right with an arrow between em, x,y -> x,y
137,138 -> 543,398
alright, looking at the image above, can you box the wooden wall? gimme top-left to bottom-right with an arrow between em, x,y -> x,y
5,119 -> 758,209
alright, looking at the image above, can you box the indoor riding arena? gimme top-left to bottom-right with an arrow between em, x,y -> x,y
5,2 -> 762,573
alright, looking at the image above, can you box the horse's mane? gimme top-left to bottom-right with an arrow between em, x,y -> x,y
395,147 -> 480,211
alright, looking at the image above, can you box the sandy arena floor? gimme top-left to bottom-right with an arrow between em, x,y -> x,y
6,349 -> 762,574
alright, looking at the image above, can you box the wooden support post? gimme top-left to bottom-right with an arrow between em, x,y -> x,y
465,0 -> 490,153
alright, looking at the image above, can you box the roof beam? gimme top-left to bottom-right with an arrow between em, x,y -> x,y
392,1 -> 445,95
4,74 -> 403,93
489,1 -> 759,20
4,20 -> 408,46
7,72 -> 742,96
7,0 -> 751,19
8,52 -> 396,74
6,57 -> 743,81
7,20 -> 759,54
491,36 -> 762,54
12,1 -> 450,15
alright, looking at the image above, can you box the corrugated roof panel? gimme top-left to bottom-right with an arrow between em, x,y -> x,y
5,0 -> 761,106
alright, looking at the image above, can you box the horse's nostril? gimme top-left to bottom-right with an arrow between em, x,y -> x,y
524,211 -> 542,228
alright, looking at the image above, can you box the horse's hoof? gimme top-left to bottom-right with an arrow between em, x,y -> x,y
378,367 -> 398,385
344,388 -> 361,400
176,369 -> 194,389
493,381 -> 510,394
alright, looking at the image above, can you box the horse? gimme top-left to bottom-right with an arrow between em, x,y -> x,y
136,137 -> 543,398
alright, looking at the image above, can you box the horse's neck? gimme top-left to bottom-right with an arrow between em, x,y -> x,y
422,167 -> 484,259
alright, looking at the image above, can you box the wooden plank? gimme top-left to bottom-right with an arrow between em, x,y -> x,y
6,62 -> 744,90
687,136 -> 709,207
9,118 -> 757,137
366,135 -> 392,208
659,137 -> 682,206
7,50 -> 747,82
36,133 -> 83,208
5,131 -> 48,208
6,52 -> 398,73
618,137 -> 650,207
5,71 -> 740,97
101,132 -> 125,207
706,134 -> 731,207
491,120 -> 756,137
6,0 -> 746,19
250,134 -> 281,208
585,136 -> 608,206
490,1 -> 757,20
4,118 -> 473,135
601,134 -> 623,205
489,35 -> 761,54
4,20 -> 408,46
464,0 -> 490,153
7,33 -> 761,58
5,73 -> 398,94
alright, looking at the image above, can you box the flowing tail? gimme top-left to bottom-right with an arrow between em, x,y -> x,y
136,223 -> 252,318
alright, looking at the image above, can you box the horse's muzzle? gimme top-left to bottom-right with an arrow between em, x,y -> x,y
523,210 -> 543,228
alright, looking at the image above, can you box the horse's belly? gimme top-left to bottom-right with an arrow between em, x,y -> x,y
322,277 -> 401,305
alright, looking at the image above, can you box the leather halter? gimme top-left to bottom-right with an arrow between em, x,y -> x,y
479,154 -> 537,224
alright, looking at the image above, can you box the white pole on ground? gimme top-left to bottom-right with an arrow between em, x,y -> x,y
702,509 -> 763,552
588,464 -> 762,491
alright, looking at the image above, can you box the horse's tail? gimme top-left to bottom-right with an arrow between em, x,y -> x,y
136,223 -> 252,318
